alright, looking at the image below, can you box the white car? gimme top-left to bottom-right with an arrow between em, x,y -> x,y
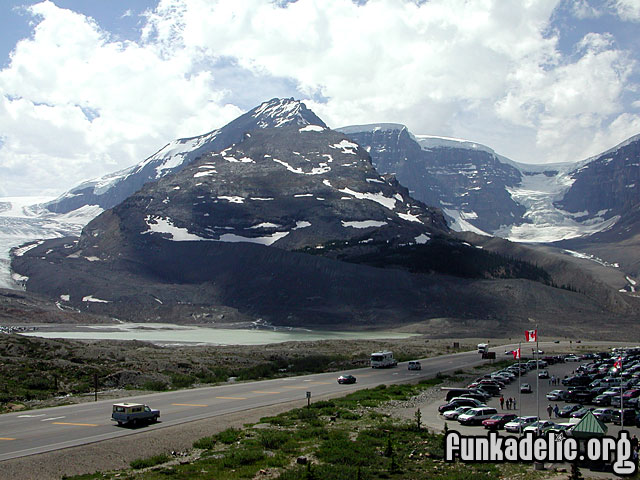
523,420 -> 555,435
458,407 -> 498,426
565,355 -> 580,362
546,389 -> 568,401
443,406 -> 472,420
505,416 -> 538,433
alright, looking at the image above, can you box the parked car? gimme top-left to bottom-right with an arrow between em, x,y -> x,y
443,406 -> 473,420
408,361 -> 421,371
505,416 -> 538,433
523,420 -> 555,435
612,409 -> 637,425
546,390 -> 569,401
438,397 -> 485,414
337,375 -> 356,384
458,407 -> 498,426
557,404 -> 583,418
593,394 -> 613,406
570,390 -> 597,404
570,407 -> 595,419
592,408 -> 615,423
539,370 -> 550,379
565,355 -> 580,362
544,423 -> 575,436
520,383 -> 532,393
562,375 -> 591,386
482,413 -> 517,430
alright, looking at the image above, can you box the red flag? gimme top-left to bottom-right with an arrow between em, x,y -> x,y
614,356 -> 622,370
525,329 -> 537,342
512,348 -> 521,359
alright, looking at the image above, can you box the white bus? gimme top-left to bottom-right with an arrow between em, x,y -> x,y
370,351 -> 397,368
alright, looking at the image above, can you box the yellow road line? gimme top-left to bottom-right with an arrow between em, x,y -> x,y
52,422 -> 98,427
215,396 -> 247,400
172,403 -> 208,407
0,437 -> 16,441
252,390 -> 281,394
282,386 -> 308,390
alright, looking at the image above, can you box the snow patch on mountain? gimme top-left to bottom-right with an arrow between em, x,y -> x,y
495,171 -> 620,242
218,231 -> 289,246
0,197 -> 100,289
341,220 -> 388,229
338,187 -> 397,210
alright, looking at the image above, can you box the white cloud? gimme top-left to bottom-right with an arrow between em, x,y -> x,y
571,0 -> 604,19
610,0 -> 640,22
0,0 -> 638,196
0,0 -> 242,195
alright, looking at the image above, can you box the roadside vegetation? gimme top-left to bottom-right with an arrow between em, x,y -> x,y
0,333 -> 472,412
62,376 -> 553,480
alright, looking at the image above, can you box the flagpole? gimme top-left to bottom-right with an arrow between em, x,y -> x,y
536,325 -> 540,435
620,356 -> 624,430
518,342 -> 522,421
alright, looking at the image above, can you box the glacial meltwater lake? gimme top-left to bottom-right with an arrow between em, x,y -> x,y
19,322 -> 416,346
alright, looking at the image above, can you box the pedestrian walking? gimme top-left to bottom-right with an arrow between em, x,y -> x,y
506,398 -> 512,410
554,404 -> 559,417
513,398 -> 516,410
500,395 -> 504,409
547,404 -> 553,418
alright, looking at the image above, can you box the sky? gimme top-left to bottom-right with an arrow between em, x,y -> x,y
0,0 -> 639,197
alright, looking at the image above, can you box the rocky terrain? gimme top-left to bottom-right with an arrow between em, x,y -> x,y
340,125 -> 640,252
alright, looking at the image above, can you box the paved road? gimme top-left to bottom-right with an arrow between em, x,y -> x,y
0,343 -> 481,461
0,340 -> 588,462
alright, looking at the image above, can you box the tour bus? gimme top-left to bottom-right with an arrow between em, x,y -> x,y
370,351 -> 397,368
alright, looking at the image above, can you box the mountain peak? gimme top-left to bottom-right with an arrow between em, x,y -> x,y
249,98 -> 327,129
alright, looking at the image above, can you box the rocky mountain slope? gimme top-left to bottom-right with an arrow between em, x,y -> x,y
12,104 -> 638,335
339,125 -> 639,245
45,98 -> 326,214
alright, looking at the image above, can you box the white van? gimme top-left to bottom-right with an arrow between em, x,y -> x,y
457,407 -> 498,426
371,351 -> 397,368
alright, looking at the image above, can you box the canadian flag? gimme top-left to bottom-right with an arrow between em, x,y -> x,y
614,357 -> 622,370
525,329 -> 537,342
513,348 -> 521,359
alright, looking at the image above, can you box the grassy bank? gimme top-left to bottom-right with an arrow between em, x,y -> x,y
63,376 -> 552,480
0,333 -> 476,412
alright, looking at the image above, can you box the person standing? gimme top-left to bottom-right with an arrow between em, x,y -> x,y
547,404 -> 553,418
554,404 -> 559,417
500,395 -> 505,409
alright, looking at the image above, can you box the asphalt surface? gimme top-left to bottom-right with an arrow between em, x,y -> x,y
0,340 -> 630,462
439,348 -> 640,438
0,341 -> 501,462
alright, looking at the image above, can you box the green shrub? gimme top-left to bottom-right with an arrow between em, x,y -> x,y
170,373 -> 194,389
141,379 -> 168,391
130,453 -> 170,469
220,447 -> 265,468
216,427 -> 243,444
257,429 -> 292,450
193,435 -> 216,449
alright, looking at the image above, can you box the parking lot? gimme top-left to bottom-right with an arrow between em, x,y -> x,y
432,351 -> 640,437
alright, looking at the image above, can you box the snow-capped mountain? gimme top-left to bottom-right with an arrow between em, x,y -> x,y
339,124 -> 640,245
45,98 -> 326,214
12,102 -> 638,335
